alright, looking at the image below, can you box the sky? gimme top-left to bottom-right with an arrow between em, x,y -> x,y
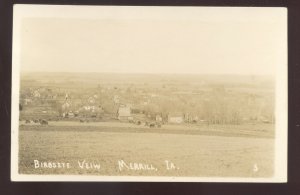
18,6 -> 287,75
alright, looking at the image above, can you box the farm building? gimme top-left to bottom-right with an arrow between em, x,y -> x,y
117,105 -> 132,121
168,113 -> 184,124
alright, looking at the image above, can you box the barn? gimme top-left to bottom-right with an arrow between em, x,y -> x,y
117,105 -> 132,121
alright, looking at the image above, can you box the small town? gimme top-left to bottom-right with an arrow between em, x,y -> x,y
19,73 -> 275,128
18,73 -> 276,177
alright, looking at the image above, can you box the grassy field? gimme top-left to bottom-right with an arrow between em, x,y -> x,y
19,122 -> 274,177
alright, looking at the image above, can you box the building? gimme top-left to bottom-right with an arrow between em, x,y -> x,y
32,90 -> 41,98
24,98 -> 33,105
68,111 -> 75,118
168,113 -> 184,124
184,113 -> 199,123
88,96 -> 95,104
113,95 -> 120,104
117,105 -> 131,121
62,101 -> 71,111
156,115 -> 163,122
78,105 -> 104,118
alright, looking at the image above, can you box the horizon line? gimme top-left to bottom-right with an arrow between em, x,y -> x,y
20,71 -> 275,77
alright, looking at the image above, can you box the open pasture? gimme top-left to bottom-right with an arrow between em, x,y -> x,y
19,123 -> 274,177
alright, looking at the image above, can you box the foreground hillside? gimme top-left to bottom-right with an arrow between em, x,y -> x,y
19,123 -> 274,177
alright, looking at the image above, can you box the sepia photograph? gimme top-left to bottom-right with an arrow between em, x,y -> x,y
11,5 -> 287,182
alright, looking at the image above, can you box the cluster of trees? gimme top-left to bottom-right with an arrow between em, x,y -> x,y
133,87 -> 274,124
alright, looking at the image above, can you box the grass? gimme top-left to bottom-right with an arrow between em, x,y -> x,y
19,122 -> 274,177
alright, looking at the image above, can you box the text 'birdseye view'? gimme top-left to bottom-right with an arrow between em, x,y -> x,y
11,5 -> 287,182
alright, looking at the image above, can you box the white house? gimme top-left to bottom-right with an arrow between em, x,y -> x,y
117,105 -> 131,120
168,113 -> 184,124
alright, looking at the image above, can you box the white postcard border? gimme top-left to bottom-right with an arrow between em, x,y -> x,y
11,5 -> 288,182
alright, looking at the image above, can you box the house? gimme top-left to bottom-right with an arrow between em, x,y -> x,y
168,113 -> 184,124
88,97 -> 95,104
62,101 -> 71,111
156,115 -> 163,122
68,111 -> 75,118
32,90 -> 41,98
117,105 -> 131,121
113,95 -> 120,104
78,105 -> 104,118
24,98 -> 32,105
